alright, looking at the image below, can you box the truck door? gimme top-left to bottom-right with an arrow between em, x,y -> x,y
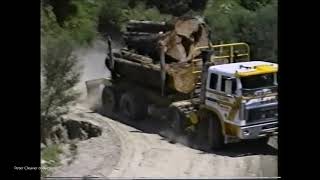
205,73 -> 220,110
206,73 -> 238,121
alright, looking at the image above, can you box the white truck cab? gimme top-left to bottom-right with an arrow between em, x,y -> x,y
204,61 -> 278,141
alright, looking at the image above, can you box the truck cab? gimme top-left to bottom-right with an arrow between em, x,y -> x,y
203,61 -> 278,144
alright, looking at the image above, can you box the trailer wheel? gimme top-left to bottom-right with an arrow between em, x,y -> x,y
119,92 -> 147,121
208,115 -> 224,150
101,86 -> 118,115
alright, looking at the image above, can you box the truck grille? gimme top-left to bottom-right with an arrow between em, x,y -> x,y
247,105 -> 278,123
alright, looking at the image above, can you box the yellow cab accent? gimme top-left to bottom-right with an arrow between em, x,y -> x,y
236,64 -> 278,77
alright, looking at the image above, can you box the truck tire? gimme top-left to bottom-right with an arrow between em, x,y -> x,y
119,92 -> 147,121
101,86 -> 118,115
167,106 -> 187,143
254,136 -> 270,145
168,106 -> 184,134
208,115 -> 224,150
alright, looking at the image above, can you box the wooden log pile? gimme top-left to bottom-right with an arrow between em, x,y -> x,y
109,16 -> 210,94
123,16 -> 209,62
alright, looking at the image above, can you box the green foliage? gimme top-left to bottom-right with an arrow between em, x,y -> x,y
41,144 -> 63,176
241,1 -> 278,61
98,0 -> 127,30
121,2 -> 171,30
41,34 -> 81,143
61,0 -> 102,45
42,0 -> 277,62
42,0 -> 105,46
204,0 -> 249,42
41,144 -> 63,165
240,0 -> 272,11
143,0 -> 208,16
204,0 -> 277,62
41,5 -> 64,38
252,0 -> 278,61
99,0 -> 171,31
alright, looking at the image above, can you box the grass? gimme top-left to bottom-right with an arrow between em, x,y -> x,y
41,144 -> 63,177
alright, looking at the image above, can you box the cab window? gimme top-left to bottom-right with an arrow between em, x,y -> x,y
209,73 -> 218,89
221,76 -> 237,94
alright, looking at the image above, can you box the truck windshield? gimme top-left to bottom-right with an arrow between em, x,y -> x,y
241,73 -> 275,90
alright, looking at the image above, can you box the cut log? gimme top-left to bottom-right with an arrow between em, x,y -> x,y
123,32 -> 164,56
123,33 -> 162,45
126,20 -> 173,33
120,50 -> 153,64
114,57 -> 160,71
166,62 -> 196,93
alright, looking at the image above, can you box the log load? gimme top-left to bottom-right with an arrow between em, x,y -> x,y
110,55 -> 196,94
126,20 -> 174,33
123,16 -> 209,62
107,16 -> 211,94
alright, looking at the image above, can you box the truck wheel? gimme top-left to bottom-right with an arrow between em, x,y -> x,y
168,107 -> 184,132
254,136 -> 270,145
208,115 -> 224,150
167,106 -> 188,143
119,92 -> 147,121
101,86 -> 117,115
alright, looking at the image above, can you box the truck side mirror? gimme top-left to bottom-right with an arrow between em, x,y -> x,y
225,78 -> 234,95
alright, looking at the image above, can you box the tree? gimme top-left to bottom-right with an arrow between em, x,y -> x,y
250,1 -> 277,62
240,0 -> 272,11
204,0 -> 277,62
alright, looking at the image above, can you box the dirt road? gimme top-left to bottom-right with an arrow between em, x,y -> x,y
51,40 -> 278,178
52,103 -> 277,178
106,111 -> 278,178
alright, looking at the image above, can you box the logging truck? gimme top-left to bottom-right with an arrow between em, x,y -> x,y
86,18 -> 277,149
86,42 -> 278,149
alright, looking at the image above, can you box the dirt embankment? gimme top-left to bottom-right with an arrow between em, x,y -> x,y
51,105 -> 121,178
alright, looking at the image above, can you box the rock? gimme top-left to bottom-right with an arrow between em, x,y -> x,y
62,119 -> 102,141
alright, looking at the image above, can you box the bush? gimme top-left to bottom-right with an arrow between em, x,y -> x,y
99,0 -> 172,33
204,0 -> 277,62
61,0 -> 102,45
240,0 -> 272,11
41,144 -> 63,176
250,1 -> 278,61
98,0 -> 127,31
41,34 -> 81,144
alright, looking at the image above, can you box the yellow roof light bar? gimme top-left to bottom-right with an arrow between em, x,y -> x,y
236,65 -> 278,77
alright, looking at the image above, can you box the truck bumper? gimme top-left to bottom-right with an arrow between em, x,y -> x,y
237,121 -> 278,139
